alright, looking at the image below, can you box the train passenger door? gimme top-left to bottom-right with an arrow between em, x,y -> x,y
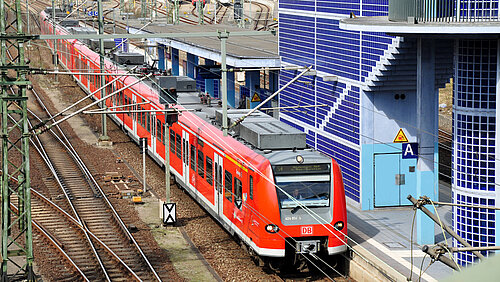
151,114 -> 156,154
182,130 -> 190,184
86,61 -> 90,89
214,153 -> 223,217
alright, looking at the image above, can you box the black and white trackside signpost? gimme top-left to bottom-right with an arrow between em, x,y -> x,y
163,203 -> 177,224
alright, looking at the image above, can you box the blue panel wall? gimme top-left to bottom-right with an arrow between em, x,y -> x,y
278,0 -> 395,205
279,0 -> 316,11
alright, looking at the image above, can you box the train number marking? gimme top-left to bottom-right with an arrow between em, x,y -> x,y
301,226 -> 313,235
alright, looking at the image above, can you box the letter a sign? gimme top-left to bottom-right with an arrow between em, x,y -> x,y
402,143 -> 418,159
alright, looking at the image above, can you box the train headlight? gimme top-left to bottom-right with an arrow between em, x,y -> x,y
334,221 -> 344,231
265,224 -> 279,233
296,155 -> 304,164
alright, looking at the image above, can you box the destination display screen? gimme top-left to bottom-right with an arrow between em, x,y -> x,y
273,164 -> 330,175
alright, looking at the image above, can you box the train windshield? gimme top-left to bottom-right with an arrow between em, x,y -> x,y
275,174 -> 330,209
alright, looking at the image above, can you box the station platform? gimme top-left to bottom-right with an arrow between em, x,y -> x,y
126,20 -> 279,68
114,11 -> 456,282
348,180 -> 454,281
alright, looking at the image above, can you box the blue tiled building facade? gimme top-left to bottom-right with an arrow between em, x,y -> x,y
278,0 -> 423,208
278,0 -> 499,266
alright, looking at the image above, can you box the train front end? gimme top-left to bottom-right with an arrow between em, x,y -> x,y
267,150 -> 347,264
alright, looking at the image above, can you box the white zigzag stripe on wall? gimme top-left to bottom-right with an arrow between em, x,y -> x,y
279,35 -> 402,152
280,113 -> 361,151
363,36 -> 404,91
319,85 -> 350,131
314,36 -> 403,142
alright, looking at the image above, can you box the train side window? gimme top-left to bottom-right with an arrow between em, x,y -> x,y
190,145 -> 196,171
170,129 -> 175,153
141,107 -> 146,126
146,112 -> 151,132
197,150 -> 204,178
175,134 -> 182,159
206,157 -> 213,185
224,170 -> 232,202
234,178 -> 242,209
156,119 -> 163,143
249,175 -> 253,200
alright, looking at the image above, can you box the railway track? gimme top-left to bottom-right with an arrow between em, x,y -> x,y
25,84 -> 164,281
22,2 -> 346,281
4,7 -> 165,279
253,2 -> 270,30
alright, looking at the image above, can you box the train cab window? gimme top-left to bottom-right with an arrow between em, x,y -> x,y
175,134 -> 182,159
234,178 -> 242,209
249,175 -> 254,200
197,150 -> 204,178
169,130 -> 175,153
224,170 -> 232,202
190,145 -> 196,171
206,157 -> 213,185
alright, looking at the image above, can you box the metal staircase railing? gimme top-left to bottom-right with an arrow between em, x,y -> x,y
389,0 -> 500,23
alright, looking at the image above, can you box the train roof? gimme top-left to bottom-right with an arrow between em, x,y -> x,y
45,10 -> 332,169
176,92 -> 332,167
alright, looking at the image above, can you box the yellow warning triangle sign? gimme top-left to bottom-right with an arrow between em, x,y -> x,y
393,128 -> 409,143
251,93 -> 261,102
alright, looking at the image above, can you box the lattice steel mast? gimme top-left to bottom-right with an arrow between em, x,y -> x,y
0,0 -> 35,280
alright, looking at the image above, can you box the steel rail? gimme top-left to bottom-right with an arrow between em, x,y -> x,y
27,101 -> 144,281
30,187 -> 146,281
29,78 -> 161,281
9,202 -> 90,281
4,45 -> 112,280
24,103 -> 113,281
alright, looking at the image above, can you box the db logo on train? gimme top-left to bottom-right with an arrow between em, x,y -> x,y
301,226 -> 313,235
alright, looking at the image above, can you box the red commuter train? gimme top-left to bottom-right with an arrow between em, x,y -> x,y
39,10 -> 347,269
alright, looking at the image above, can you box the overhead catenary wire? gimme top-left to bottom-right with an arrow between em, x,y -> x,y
430,200 -> 461,271
37,21 -> 430,282
36,9 -> 492,278
35,6 -> 496,262
34,6 -> 496,282
279,106 -> 500,190
430,200 -> 500,210
122,62 -> 482,278
33,73 -> 153,134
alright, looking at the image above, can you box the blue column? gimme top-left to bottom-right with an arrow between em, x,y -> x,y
227,70 -> 235,108
158,45 -> 165,70
171,48 -> 179,76
186,53 -> 197,79
246,70 -> 260,108
416,38 -> 437,245
454,39 -> 498,265
205,59 -> 215,97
